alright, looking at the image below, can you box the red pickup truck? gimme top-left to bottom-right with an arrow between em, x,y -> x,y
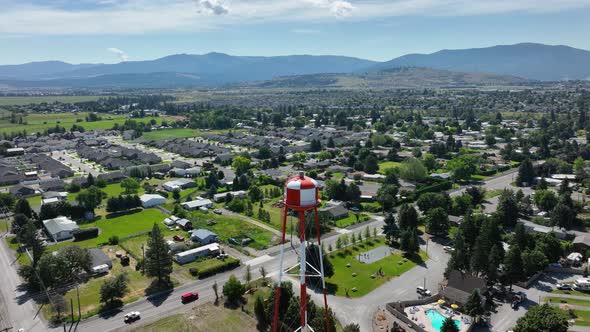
181,292 -> 199,303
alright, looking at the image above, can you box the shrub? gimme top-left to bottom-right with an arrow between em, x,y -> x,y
108,235 -> 119,245
196,258 -> 240,279
73,227 -> 99,241
189,268 -> 199,276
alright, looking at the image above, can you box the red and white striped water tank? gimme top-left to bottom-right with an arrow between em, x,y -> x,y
284,172 -> 320,209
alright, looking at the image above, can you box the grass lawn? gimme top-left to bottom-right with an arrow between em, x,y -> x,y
549,289 -> 590,297
325,237 -> 427,297
49,209 -> 168,251
68,182 -> 147,204
132,303 -> 258,332
188,211 -> 277,250
42,250 -> 154,321
484,189 -> 503,199
26,195 -> 42,207
574,310 -> 590,326
544,297 -> 590,307
0,111 -> 176,135
333,213 -> 369,228
378,161 -> 402,174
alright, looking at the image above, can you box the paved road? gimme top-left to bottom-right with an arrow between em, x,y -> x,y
51,150 -> 100,177
0,237 -> 46,332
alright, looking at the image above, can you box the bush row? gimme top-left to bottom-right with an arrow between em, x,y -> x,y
189,257 -> 240,279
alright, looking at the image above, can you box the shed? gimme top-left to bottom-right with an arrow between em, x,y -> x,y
89,248 -> 113,269
190,229 -> 219,244
319,204 -> 349,221
140,194 -> 166,208
181,199 -> 213,211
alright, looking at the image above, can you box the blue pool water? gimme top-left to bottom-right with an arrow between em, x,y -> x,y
425,309 -> 461,331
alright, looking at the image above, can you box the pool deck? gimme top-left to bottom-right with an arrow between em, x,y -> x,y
404,304 -> 472,332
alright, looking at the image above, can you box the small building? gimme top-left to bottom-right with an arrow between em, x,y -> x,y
163,178 -> 197,191
176,218 -> 193,231
319,204 -> 349,221
43,216 -> 80,241
448,215 -> 464,225
173,243 -> 221,264
5,147 -> 25,156
213,190 -> 247,203
89,248 -> 113,270
190,229 -> 219,244
97,171 -> 127,183
163,215 -> 180,226
181,199 -> 213,211
9,185 -> 36,198
140,194 -> 166,208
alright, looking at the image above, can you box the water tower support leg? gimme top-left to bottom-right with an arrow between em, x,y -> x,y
272,206 -> 289,332
299,210 -> 308,332
314,207 -> 330,332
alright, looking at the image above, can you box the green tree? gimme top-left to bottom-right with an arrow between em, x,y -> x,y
223,274 -> 245,306
495,190 -> 519,227
245,264 -> 252,286
447,154 -> 479,182
76,186 -> 105,214
516,158 -> 535,186
248,186 -> 263,202
398,157 -> 427,181
172,188 -> 181,202
533,190 -> 557,211
440,317 -> 459,332
399,228 -> 419,253
376,184 -> 398,211
551,199 -> 576,229
505,246 -> 524,289
343,323 -> 361,332
232,156 -> 251,175
398,204 -> 419,230
422,153 -> 437,171
120,178 -> 140,194
417,192 -> 450,214
60,245 -> 91,277
145,224 -> 173,285
514,304 -> 568,332
463,289 -> 484,317
522,249 -> 548,277
363,154 -> 379,174
14,199 -> 33,218
100,273 -> 129,306
424,207 -> 450,236
254,295 -> 267,330
212,280 -> 219,301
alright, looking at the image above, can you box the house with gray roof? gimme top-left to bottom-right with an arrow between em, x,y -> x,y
43,216 -> 80,241
190,229 -> 219,244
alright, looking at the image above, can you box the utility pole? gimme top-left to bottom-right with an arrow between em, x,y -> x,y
142,244 -> 145,275
76,285 -> 81,320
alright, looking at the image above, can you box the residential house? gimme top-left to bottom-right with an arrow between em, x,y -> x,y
97,171 -> 127,183
319,204 -> 349,221
43,216 -> 80,241
39,178 -> 66,192
89,248 -> 113,270
213,190 -> 247,203
573,235 -> 590,253
171,160 -> 191,169
173,243 -> 221,264
190,229 -> 219,244
9,184 -> 35,198
0,166 -> 24,186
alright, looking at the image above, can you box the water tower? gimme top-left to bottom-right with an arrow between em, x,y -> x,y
272,172 -> 330,332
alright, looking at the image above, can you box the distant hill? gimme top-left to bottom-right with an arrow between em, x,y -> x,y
237,67 -> 530,89
0,53 -> 376,84
370,43 -> 590,81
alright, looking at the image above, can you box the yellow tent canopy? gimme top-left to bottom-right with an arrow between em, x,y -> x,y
437,299 -> 446,305
451,304 -> 459,309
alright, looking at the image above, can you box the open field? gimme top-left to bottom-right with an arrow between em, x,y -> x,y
325,237 -> 427,297
188,211 -> 277,250
132,303 -> 258,332
378,161 -> 402,174
333,212 -> 369,228
0,96 -> 101,106
574,310 -> 590,327
544,297 -> 590,307
0,111 -> 176,135
141,128 -> 241,140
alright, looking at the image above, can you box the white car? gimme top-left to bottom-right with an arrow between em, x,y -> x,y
124,311 -> 141,323
443,246 -> 454,253
416,286 -> 431,296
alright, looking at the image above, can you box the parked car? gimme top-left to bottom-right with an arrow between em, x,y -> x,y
416,286 -> 431,296
181,292 -> 199,303
556,283 -> 572,290
173,235 -> 184,242
213,209 -> 222,215
124,311 -> 141,323
443,246 -> 454,253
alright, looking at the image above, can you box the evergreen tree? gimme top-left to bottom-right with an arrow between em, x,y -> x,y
516,158 -> 535,186
495,190 -> 519,227
505,246 -> 524,289
398,204 -> 418,230
14,199 -> 33,218
464,290 -> 484,317
440,317 -> 459,332
145,224 -> 173,285
254,295 -> 267,330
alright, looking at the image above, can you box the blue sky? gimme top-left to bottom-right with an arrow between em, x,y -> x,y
1,0 -> 590,64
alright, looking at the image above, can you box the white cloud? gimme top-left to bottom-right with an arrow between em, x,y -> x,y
196,0 -> 229,15
107,47 -> 129,61
292,28 -> 320,34
0,0 -> 588,35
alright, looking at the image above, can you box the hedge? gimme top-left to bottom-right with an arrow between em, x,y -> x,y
73,227 -> 99,241
415,180 -> 452,195
191,258 -> 241,279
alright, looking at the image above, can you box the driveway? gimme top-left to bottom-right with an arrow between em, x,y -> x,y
51,150 -> 100,177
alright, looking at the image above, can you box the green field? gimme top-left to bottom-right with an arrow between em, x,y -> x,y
325,237 -> 427,297
188,211 -> 277,250
333,213 -> 369,228
0,96 -> 101,106
574,310 -> 590,327
544,296 -> 590,307
141,128 -> 244,141
0,111 -> 176,135
378,161 -> 402,174
131,303 -> 258,332
549,289 -> 590,297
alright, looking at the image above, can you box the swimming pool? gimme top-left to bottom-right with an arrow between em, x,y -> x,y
425,309 -> 461,331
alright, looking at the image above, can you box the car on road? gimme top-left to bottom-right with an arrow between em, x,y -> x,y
173,235 -> 184,241
443,246 -> 454,253
124,311 -> 141,323
556,283 -> 573,290
181,292 -> 199,303
416,286 -> 431,296
213,209 -> 222,215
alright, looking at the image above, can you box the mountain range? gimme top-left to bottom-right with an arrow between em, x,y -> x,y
0,43 -> 589,89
